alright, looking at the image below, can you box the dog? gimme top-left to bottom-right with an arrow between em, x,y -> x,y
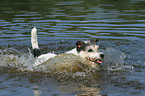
31,27 -> 104,72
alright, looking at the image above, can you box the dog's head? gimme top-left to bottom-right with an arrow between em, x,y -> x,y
76,39 -> 104,67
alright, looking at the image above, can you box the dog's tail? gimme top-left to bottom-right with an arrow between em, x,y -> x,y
31,27 -> 41,57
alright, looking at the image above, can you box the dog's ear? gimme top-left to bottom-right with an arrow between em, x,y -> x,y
92,39 -> 99,42
76,41 -> 85,48
91,39 -> 99,44
76,41 -> 85,52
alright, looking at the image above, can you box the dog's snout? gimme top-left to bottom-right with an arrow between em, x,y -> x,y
100,54 -> 104,58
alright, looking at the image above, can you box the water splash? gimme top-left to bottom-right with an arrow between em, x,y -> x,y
0,48 -> 35,71
102,48 -> 134,72
0,48 -> 133,76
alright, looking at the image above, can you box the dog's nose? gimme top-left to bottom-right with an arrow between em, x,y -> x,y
100,54 -> 104,58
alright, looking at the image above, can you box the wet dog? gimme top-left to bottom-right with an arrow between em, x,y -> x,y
31,27 -> 104,71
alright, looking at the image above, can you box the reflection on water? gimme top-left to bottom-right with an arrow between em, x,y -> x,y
33,85 -> 40,96
1,0 -> 145,96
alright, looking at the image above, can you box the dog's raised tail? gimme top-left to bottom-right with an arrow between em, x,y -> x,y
31,27 -> 41,57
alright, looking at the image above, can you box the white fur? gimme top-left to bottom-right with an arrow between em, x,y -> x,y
34,53 -> 57,66
31,27 -> 39,49
65,48 -> 78,55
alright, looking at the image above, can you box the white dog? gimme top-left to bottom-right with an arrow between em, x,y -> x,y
31,27 -> 104,71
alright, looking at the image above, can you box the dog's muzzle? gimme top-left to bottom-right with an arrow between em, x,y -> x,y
87,54 -> 104,65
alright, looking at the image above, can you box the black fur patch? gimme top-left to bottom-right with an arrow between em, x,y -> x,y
90,39 -> 99,44
33,48 -> 41,58
76,41 -> 86,53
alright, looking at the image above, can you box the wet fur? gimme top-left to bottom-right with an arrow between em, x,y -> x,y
31,27 -> 104,70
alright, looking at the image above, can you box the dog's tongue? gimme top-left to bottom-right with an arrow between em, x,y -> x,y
97,60 -> 102,64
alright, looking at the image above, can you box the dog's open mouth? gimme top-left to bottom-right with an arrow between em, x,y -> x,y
87,58 -> 103,65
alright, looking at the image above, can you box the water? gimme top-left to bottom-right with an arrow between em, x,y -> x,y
0,0 -> 145,95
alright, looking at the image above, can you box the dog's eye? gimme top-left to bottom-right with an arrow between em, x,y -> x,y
88,49 -> 93,52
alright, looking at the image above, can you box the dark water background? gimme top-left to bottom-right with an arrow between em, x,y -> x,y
0,0 -> 145,96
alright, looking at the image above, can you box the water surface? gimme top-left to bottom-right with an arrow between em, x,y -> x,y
0,0 -> 145,96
